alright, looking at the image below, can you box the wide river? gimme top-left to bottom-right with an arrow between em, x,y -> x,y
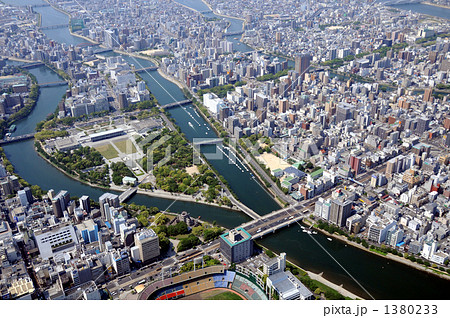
2,0 -> 450,299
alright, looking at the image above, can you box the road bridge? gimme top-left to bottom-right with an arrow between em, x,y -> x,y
240,204 -> 308,239
193,138 -> 223,146
225,31 -> 244,36
94,48 -> 113,54
28,4 -> 50,9
119,187 -> 137,203
135,66 -> 158,72
38,81 -> 68,88
0,133 -> 35,145
40,24 -> 69,30
161,99 -> 192,109
19,62 -> 45,69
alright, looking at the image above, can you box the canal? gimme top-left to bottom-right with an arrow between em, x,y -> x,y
2,0 -> 450,300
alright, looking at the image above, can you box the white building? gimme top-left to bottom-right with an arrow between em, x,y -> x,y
134,229 -> 160,263
34,223 -> 78,260
421,240 -> 438,260
266,271 -> 314,300
203,92 -> 225,114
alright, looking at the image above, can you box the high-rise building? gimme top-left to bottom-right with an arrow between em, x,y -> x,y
77,219 -> 99,244
51,190 -> 70,218
99,193 -> 120,220
423,88 -> 432,102
18,187 -> 32,206
329,198 -> 353,227
52,197 -> 63,218
275,32 -> 282,43
134,229 -> 160,263
220,227 -> 253,263
104,29 -> 118,48
336,103 -> 352,123
111,249 -> 130,276
79,195 -> 91,214
118,93 -> 128,109
279,99 -> 289,114
294,53 -> 310,80
349,155 -> 361,175
385,158 -> 397,179
416,117 -> 430,135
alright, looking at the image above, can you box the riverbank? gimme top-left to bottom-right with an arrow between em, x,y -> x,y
200,0 -> 246,24
135,188 -> 240,212
34,141 -> 242,211
156,69 -> 185,90
306,270 -> 365,300
302,218 -> 450,282
421,1 -> 450,10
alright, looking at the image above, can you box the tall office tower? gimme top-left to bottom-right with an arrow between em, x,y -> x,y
279,99 -> 289,114
416,117 -> 430,135
134,229 -> 160,263
423,88 -> 432,102
52,197 -> 63,218
295,53 -> 310,80
336,103 -> 351,123
18,190 -> 29,207
51,190 -> 70,218
79,195 -> 91,214
118,93 -> 128,109
329,198 -> 353,227
111,249 -> 130,276
275,32 -> 282,43
104,29 -> 118,48
349,155 -> 361,175
99,193 -> 120,220
18,187 -> 33,206
385,158 -> 397,179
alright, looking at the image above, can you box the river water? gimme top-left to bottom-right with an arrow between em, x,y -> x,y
2,0 -> 450,299
389,3 -> 450,20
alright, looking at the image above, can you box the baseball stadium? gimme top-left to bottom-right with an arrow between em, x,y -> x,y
137,265 -> 267,300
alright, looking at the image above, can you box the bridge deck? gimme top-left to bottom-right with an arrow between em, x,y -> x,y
239,204 -> 308,239
161,99 -> 192,109
135,66 -> 158,72
0,133 -> 35,145
119,187 -> 137,203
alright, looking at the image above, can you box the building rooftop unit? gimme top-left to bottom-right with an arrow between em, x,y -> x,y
220,227 -> 251,247
268,270 -> 313,300
54,136 -> 80,152
89,128 -> 125,142
135,228 -> 157,241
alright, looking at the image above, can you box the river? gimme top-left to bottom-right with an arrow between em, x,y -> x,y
2,0 -> 450,300
389,3 -> 450,20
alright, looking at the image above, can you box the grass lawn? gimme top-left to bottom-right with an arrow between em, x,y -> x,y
369,248 -> 387,256
96,144 -> 119,159
172,234 -> 190,240
206,291 -> 243,300
114,139 -> 138,154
